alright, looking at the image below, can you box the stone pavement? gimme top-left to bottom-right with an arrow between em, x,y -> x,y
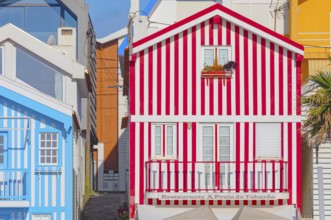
81,192 -> 128,220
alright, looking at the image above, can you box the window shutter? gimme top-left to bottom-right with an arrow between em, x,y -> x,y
256,123 -> 281,159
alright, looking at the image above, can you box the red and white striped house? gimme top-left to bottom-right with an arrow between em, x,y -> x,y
128,4 -> 304,220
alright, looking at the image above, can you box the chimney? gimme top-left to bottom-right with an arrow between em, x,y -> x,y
51,27 -> 77,60
130,0 -> 139,14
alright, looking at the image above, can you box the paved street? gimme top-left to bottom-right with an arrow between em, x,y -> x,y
81,192 -> 128,220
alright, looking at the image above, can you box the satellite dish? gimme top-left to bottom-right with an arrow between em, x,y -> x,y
47,34 -> 56,45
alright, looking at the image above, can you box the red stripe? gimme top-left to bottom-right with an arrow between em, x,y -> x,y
192,26 -> 197,115
201,21 -> 205,45
279,47 -> 284,115
201,22 -> 206,115
201,79 -> 206,115
139,123 -> 144,204
210,79 -> 214,115
132,4 -> 303,51
215,125 -> 219,189
192,123 -> 197,192
297,123 -> 302,210
218,79 -> 223,115
235,26 -> 240,115
244,30 -> 249,115
157,42 -> 162,115
288,123 -> 293,205
209,18 -> 214,45
296,54 -> 302,115
261,38 -> 266,115
162,125 -> 166,156
166,39 -> 171,115
175,123 -> 179,192
235,123 -> 240,192
244,123 -> 249,192
270,42 -> 275,115
129,123 -> 135,219
253,123 -> 256,191
130,57 -> 136,115
226,22 -> 231,115
139,51 -> 144,115
280,123 -> 284,192
252,34 -> 258,115
218,18 -> 222,45
183,30 -> 188,115
288,51 -> 292,115
174,35 -> 179,115
167,160 -> 171,191
183,123 -> 188,192
148,47 -> 153,115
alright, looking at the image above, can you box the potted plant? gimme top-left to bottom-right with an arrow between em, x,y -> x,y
117,202 -> 129,220
201,60 -> 237,78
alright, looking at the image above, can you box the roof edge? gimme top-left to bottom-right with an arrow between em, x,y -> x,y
132,4 -> 303,53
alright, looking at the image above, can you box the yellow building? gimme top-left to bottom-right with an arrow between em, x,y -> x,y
290,1 -> 331,219
290,0 -> 331,83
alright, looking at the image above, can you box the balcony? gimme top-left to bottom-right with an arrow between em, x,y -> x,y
146,161 -> 288,193
0,169 -> 29,207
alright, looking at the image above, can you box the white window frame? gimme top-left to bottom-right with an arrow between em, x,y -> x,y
39,132 -> 59,166
201,46 -> 232,68
151,123 -> 177,159
255,123 -> 282,160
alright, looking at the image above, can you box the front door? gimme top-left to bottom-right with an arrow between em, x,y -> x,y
200,124 -> 234,190
0,133 -> 7,169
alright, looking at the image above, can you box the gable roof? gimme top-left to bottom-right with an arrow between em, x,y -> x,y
132,3 -> 304,55
0,23 -> 85,78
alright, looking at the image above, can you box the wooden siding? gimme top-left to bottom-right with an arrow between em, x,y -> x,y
96,40 -> 119,171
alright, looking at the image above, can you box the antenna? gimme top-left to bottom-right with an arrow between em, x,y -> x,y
269,0 -> 289,32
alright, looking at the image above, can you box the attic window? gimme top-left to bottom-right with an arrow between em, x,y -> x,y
201,46 -> 236,79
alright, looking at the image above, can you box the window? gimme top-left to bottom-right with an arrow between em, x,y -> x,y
39,132 -> 58,165
0,134 -> 7,168
152,124 -> 176,159
256,123 -> 281,159
0,47 -> 3,75
0,1 -> 77,43
16,47 -> 64,100
201,124 -> 233,162
203,47 -> 231,67
32,215 -> 51,220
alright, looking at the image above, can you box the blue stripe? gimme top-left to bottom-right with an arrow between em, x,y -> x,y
118,35 -> 128,56
141,0 -> 158,15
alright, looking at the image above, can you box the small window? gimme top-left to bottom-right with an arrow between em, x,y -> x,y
0,47 -> 3,75
39,132 -> 58,165
152,124 -> 177,159
256,123 -> 281,159
203,46 -> 231,67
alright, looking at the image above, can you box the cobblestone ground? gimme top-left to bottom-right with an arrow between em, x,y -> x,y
81,192 -> 128,220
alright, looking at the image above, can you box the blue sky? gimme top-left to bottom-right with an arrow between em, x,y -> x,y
86,0 -> 150,38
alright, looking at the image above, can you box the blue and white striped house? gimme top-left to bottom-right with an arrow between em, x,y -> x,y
0,22 -> 88,220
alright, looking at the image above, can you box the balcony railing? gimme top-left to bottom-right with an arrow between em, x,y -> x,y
0,169 -> 28,201
146,161 -> 288,193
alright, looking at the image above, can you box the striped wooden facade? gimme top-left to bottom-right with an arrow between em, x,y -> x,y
0,87 -> 73,220
128,4 -> 304,219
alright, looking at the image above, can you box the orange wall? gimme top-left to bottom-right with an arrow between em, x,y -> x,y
96,40 -> 119,171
